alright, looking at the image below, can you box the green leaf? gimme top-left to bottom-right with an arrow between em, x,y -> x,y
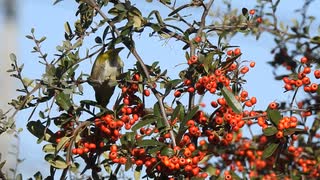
203,52 -> 214,73
33,171 -> 43,180
164,79 -> 182,97
16,174 -> 22,180
263,126 -> 278,136
9,53 -> 17,63
230,170 -> 241,180
180,106 -> 198,131
137,139 -> 166,147
221,86 -> 242,114
160,146 -> 175,157
43,144 -> 56,153
132,15 -> 142,28
56,92 -> 72,111
134,166 -> 142,180
153,103 -> 161,117
22,78 -> 34,87
242,8 -> 248,16
27,120 -> 54,142
131,115 -> 158,131
125,158 -> 133,171
0,161 -> 6,170
170,104 -> 183,121
44,154 -> 68,169
262,143 -> 279,159
70,162 -> 79,173
283,128 -> 305,136
148,146 -> 163,155
310,36 -> 320,44
64,22 -> 72,35
56,136 -> 70,153
267,109 -> 281,126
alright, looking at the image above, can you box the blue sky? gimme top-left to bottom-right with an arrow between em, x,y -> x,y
1,0 -> 319,178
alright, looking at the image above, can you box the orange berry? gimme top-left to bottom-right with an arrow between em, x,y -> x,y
300,57 -> 308,63
143,89 -> 150,96
269,102 -> 278,109
295,80 -> 303,87
256,17 -> 262,23
72,148 -> 78,155
314,70 -> 320,79
234,48 -> 241,56
276,131 -> 283,139
174,90 -> 182,97
303,67 -> 311,74
240,66 -> 249,74
250,97 -> 257,104
249,61 -> 256,68
249,9 -> 255,15
310,83 -> 318,92
194,36 -> 201,43
227,50 -> 233,56
245,101 -> 253,107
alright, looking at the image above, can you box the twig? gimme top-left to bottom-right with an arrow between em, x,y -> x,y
61,120 -> 91,179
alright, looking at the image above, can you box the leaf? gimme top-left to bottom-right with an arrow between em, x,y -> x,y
221,86 -> 242,114
164,79 -> 182,97
56,136 -> 70,153
263,126 -> 278,136
283,128 -> 305,136
160,146 -> 174,157
42,144 -> 56,153
64,21 -> 72,35
153,103 -> 161,117
9,53 -> 17,63
53,0 -> 63,5
148,146 -> 163,155
242,8 -> 248,16
56,92 -> 72,111
132,15 -> 142,28
44,154 -> 68,169
267,109 -> 281,126
262,142 -> 279,159
137,139 -> 166,147
33,171 -> 43,180
203,52 -> 214,73
27,120 -> 54,142
131,115 -> 158,131
125,158 -> 133,171
170,104 -> 183,121
311,36 -> 320,44
16,174 -> 22,180
168,4 -> 188,16
134,166 -> 142,180
180,106 -> 198,131
230,170 -> 241,180
22,78 -> 34,87
0,161 -> 6,170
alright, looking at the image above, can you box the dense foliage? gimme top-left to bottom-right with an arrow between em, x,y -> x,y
1,0 -> 320,179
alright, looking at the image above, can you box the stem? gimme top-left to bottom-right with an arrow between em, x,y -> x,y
61,120 -> 91,179
131,48 -> 177,147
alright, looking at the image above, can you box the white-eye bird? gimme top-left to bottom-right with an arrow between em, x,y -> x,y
89,47 -> 124,107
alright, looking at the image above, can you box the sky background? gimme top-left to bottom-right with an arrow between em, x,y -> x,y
0,0 -> 320,178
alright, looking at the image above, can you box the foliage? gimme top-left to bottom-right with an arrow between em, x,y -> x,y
0,0 -> 320,179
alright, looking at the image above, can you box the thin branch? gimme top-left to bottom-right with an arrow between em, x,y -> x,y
61,120 -> 91,179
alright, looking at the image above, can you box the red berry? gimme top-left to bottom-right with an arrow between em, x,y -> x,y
143,89 -> 150,96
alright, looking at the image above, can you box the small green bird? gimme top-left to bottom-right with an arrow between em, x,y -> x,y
89,47 -> 124,108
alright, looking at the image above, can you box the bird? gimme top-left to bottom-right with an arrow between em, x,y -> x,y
89,47 -> 124,108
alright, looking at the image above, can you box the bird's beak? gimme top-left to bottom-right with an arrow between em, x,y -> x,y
115,47 -> 125,53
